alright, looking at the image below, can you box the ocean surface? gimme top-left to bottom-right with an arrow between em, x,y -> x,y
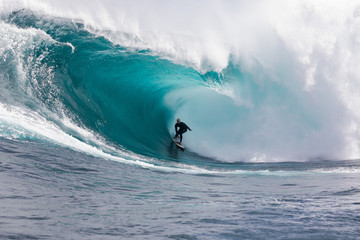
1,1 -> 360,239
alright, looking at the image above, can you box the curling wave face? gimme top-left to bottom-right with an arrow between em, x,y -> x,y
1,1 -> 360,164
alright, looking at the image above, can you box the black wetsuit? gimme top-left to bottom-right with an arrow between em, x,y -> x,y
175,122 -> 191,143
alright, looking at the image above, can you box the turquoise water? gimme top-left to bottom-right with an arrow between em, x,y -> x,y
1,4 -> 360,239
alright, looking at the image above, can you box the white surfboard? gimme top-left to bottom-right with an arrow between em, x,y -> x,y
172,137 -> 184,150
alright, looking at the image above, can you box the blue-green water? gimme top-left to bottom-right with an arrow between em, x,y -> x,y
1,3 -> 360,239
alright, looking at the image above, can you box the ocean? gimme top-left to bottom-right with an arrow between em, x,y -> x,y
1,0 -> 360,239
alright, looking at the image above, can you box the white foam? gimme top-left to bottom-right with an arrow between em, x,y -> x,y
2,0 -> 360,162
0,102 -> 202,173
310,167 -> 360,174
1,101 -> 358,176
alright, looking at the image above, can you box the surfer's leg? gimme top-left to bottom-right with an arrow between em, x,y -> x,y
179,129 -> 186,143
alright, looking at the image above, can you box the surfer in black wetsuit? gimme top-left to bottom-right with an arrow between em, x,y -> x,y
174,118 -> 192,144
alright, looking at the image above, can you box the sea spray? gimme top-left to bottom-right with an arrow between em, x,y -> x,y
1,0 -> 360,162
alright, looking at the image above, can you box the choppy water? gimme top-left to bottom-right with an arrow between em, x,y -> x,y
1,138 -> 360,239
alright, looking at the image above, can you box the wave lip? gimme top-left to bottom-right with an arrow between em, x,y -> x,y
1,2 -> 360,163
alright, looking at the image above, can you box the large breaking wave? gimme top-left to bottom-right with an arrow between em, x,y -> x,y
1,0 -> 360,165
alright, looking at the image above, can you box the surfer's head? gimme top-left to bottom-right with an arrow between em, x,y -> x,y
177,118 -> 181,124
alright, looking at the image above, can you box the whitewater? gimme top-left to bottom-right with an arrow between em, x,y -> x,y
0,0 -> 360,239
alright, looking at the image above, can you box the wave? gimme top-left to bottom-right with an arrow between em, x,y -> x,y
1,1 -> 360,165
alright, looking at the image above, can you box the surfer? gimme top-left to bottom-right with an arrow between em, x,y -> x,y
174,118 -> 192,144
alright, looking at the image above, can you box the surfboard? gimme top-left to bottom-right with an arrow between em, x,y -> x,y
172,137 -> 185,150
